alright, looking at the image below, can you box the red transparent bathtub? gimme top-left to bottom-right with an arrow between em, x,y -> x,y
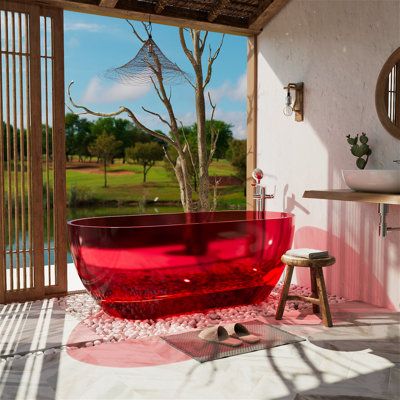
68,211 -> 294,320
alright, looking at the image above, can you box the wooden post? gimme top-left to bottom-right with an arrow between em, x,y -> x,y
0,11 -> 5,302
29,4 -> 45,298
51,8 -> 67,294
246,34 -> 257,211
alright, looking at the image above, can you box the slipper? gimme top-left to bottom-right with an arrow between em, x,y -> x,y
198,326 -> 242,347
224,323 -> 260,343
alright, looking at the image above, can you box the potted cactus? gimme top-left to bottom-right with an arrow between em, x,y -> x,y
346,132 -> 372,170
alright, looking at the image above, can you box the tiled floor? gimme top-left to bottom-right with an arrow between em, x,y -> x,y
0,299 -> 399,400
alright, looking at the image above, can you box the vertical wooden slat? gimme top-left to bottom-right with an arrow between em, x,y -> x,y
29,4 -> 44,297
18,12 -> 27,289
49,8 -> 67,293
43,16 -> 51,286
25,11 -> 33,288
246,35 -> 257,211
0,11 -> 6,303
11,11 -> 21,290
5,11 -> 14,291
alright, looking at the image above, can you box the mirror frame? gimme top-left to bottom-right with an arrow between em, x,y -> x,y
375,47 -> 400,140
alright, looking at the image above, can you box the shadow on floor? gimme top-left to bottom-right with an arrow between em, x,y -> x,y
266,306 -> 399,399
0,299 -> 66,399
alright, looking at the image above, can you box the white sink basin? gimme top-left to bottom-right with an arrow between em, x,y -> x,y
342,170 -> 400,193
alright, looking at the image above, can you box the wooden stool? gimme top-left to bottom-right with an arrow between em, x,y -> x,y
275,253 -> 336,327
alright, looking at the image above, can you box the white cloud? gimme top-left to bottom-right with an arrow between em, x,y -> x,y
82,77 -> 150,104
64,22 -> 103,32
215,109 -> 246,139
178,111 -> 196,126
209,74 -> 247,103
66,37 -> 80,49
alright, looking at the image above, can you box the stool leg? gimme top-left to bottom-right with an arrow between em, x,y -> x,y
310,268 -> 320,314
315,267 -> 333,327
275,266 -> 294,320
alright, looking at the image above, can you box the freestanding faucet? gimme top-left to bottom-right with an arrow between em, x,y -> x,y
252,168 -> 274,213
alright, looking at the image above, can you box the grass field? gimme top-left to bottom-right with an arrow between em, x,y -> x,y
65,159 -> 246,209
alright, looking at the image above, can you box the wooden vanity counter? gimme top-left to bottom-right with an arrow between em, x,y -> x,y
303,190 -> 400,205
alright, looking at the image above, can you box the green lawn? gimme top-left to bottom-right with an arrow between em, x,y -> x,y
65,159 -> 246,208
2,159 -> 246,209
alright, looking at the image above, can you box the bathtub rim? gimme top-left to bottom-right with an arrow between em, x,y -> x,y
67,210 -> 295,230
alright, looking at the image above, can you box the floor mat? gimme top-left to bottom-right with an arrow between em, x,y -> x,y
161,320 -> 305,363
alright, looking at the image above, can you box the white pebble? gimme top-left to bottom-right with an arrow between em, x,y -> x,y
57,285 -> 347,341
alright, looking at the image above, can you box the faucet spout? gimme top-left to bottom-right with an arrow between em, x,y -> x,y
252,168 -> 274,213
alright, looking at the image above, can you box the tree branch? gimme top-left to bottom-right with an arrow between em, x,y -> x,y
178,121 -> 197,185
199,31 -> 208,54
149,76 -> 165,104
183,74 -> 196,89
124,108 -> 175,146
207,92 -> 219,164
126,19 -> 146,43
68,81 -> 126,118
147,49 -> 180,137
163,145 -> 175,169
66,103 -> 87,116
148,75 -> 181,148
142,106 -> 171,129
179,28 -> 196,68
68,81 -> 175,146
141,21 -> 152,38
211,177 -> 221,211
203,34 -> 225,89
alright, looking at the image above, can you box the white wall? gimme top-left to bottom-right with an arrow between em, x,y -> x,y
257,0 -> 400,310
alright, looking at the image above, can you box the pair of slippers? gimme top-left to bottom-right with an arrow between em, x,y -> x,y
198,323 -> 259,347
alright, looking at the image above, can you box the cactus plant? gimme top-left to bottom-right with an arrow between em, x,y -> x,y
346,132 -> 372,170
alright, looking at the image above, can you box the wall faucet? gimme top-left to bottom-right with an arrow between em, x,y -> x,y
394,160 -> 400,165
252,168 -> 274,212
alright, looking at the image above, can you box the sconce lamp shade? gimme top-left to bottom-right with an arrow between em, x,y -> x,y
283,82 -> 304,122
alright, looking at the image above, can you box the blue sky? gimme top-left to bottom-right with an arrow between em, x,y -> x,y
64,12 -> 247,139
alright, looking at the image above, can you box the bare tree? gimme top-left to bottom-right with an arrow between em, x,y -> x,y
68,23 -> 224,212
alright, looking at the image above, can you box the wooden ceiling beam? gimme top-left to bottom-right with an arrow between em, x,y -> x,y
99,0 -> 119,8
249,0 -> 290,31
208,0 -> 231,22
155,0 -> 169,14
32,0 -> 258,36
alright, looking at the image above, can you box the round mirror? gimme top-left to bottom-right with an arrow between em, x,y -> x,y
375,47 -> 400,140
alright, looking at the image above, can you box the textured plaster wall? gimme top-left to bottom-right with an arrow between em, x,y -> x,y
257,0 -> 400,309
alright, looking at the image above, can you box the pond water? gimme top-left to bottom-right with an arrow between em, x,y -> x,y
5,204 -> 184,268
6,204 -> 246,268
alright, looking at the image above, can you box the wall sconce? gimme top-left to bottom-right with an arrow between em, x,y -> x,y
283,82 -> 304,122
